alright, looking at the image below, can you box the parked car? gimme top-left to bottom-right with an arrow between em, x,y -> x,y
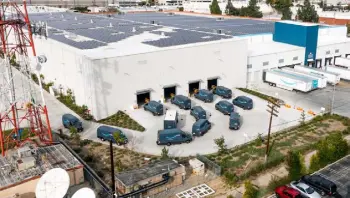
190,106 -> 207,120
192,119 -> 211,136
164,110 -> 178,129
62,113 -> 83,132
301,174 -> 337,196
275,185 -> 302,198
290,181 -> 321,198
194,89 -> 214,103
171,95 -> 191,110
229,112 -> 241,130
157,128 -> 192,146
144,100 -> 164,115
232,96 -> 253,110
97,125 -> 128,145
213,86 -> 232,98
215,100 -> 234,115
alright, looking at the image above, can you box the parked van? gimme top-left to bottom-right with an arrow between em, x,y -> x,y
213,86 -> 232,99
301,175 -> 337,196
194,89 -> 214,103
171,95 -> 191,110
97,125 -> 128,145
164,110 -> 178,129
62,113 -> 83,132
190,106 -> 207,120
144,100 -> 164,116
229,112 -> 241,130
215,100 -> 234,115
232,96 -> 253,110
157,129 -> 192,146
192,119 -> 211,136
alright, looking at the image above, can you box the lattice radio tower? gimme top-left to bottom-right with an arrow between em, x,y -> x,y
0,0 -> 52,156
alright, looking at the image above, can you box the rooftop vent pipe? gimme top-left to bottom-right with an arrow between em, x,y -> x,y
161,32 -> 165,36
150,20 -> 155,24
90,19 -> 94,23
216,29 -> 223,34
216,17 -> 224,21
132,27 -> 136,32
109,23 -> 113,27
74,16 -> 77,20
61,14 -> 64,18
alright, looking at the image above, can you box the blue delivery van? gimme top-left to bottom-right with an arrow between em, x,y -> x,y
194,89 -> 214,103
213,86 -> 232,99
157,129 -> 192,146
229,112 -> 241,130
171,95 -> 191,110
190,106 -> 207,120
144,100 -> 164,116
97,125 -> 128,145
62,113 -> 83,132
192,119 -> 211,136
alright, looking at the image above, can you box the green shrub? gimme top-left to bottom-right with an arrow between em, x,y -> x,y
223,171 -> 239,186
80,139 -> 92,147
286,151 -> 304,181
243,180 -> 258,198
179,7 -> 184,11
237,88 -> 282,104
98,111 -> 145,132
227,195 -> 234,198
308,153 -> 321,173
267,176 -> 291,191
317,132 -> 348,167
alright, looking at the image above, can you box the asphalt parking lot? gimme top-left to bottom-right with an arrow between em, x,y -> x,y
111,88 -> 303,156
316,155 -> 350,198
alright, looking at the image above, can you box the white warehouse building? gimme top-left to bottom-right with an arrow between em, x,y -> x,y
28,12 -> 350,120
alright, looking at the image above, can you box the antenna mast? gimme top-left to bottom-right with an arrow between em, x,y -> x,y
0,0 -> 53,156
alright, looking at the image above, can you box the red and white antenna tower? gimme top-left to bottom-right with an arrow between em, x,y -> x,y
0,0 -> 52,156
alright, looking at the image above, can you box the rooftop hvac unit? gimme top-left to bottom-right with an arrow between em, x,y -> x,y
216,17 -> 225,21
168,12 -> 175,16
150,20 -> 155,24
17,156 -> 36,171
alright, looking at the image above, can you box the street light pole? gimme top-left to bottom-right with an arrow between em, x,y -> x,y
265,99 -> 280,163
331,83 -> 336,115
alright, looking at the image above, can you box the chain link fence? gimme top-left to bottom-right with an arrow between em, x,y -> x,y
196,154 -> 222,176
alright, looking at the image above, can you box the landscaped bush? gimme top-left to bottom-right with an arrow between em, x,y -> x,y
179,7 -> 184,11
243,180 -> 258,198
237,88 -> 283,104
267,176 -> 291,191
57,89 -> 94,120
317,132 -> 348,167
286,151 -> 304,181
98,111 -> 145,132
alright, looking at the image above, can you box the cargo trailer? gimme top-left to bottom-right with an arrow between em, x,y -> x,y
326,66 -> 350,80
334,57 -> 350,69
281,68 -> 327,88
293,65 -> 340,85
263,69 -> 318,92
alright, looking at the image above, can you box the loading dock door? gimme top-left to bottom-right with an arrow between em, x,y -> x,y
316,59 -> 322,68
334,55 -> 341,65
136,91 -> 150,106
325,57 -> 333,66
189,81 -> 200,96
207,78 -> 218,90
164,86 -> 176,101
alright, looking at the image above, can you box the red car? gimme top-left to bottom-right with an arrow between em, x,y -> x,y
275,185 -> 302,198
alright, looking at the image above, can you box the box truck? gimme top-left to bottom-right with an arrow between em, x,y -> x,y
293,65 -> 340,85
334,57 -> 350,69
282,68 -> 327,88
164,110 -> 178,129
326,65 -> 350,80
263,69 -> 317,92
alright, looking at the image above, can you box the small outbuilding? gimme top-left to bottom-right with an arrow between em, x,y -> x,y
189,158 -> 205,176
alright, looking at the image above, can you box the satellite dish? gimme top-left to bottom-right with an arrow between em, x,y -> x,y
72,188 -> 96,198
35,168 -> 70,198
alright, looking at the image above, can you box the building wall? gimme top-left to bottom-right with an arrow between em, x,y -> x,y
247,48 -> 305,87
0,167 -> 84,198
319,17 -> 350,25
85,39 -> 248,120
316,42 -> 350,67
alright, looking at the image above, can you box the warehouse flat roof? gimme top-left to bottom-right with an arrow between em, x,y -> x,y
278,20 -> 318,26
115,159 -> 180,187
248,41 -> 304,57
28,12 -> 274,51
0,144 -> 82,190
318,36 -> 350,46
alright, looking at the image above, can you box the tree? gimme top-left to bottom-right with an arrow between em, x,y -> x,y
267,0 -> 292,20
161,147 -> 169,159
225,0 -> 240,16
210,0 -> 222,15
308,153 -> 321,173
113,132 -> 125,146
214,136 -> 228,154
246,0 -> 263,18
287,151 -> 304,181
300,110 -> 306,125
347,23 -> 350,35
297,0 -> 319,23
317,132 -> 348,166
243,180 -> 258,198
69,126 -> 78,138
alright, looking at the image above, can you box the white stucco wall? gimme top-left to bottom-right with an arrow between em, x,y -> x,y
87,39 -> 248,120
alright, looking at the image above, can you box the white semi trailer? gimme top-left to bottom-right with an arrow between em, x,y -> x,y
263,69 -> 318,92
281,67 -> 327,88
334,57 -> 350,69
293,65 -> 340,85
326,65 -> 350,80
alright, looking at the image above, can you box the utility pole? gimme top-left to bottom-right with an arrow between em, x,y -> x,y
110,140 -> 116,195
265,99 -> 280,163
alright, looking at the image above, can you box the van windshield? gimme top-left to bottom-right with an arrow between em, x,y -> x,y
305,187 -> 314,194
